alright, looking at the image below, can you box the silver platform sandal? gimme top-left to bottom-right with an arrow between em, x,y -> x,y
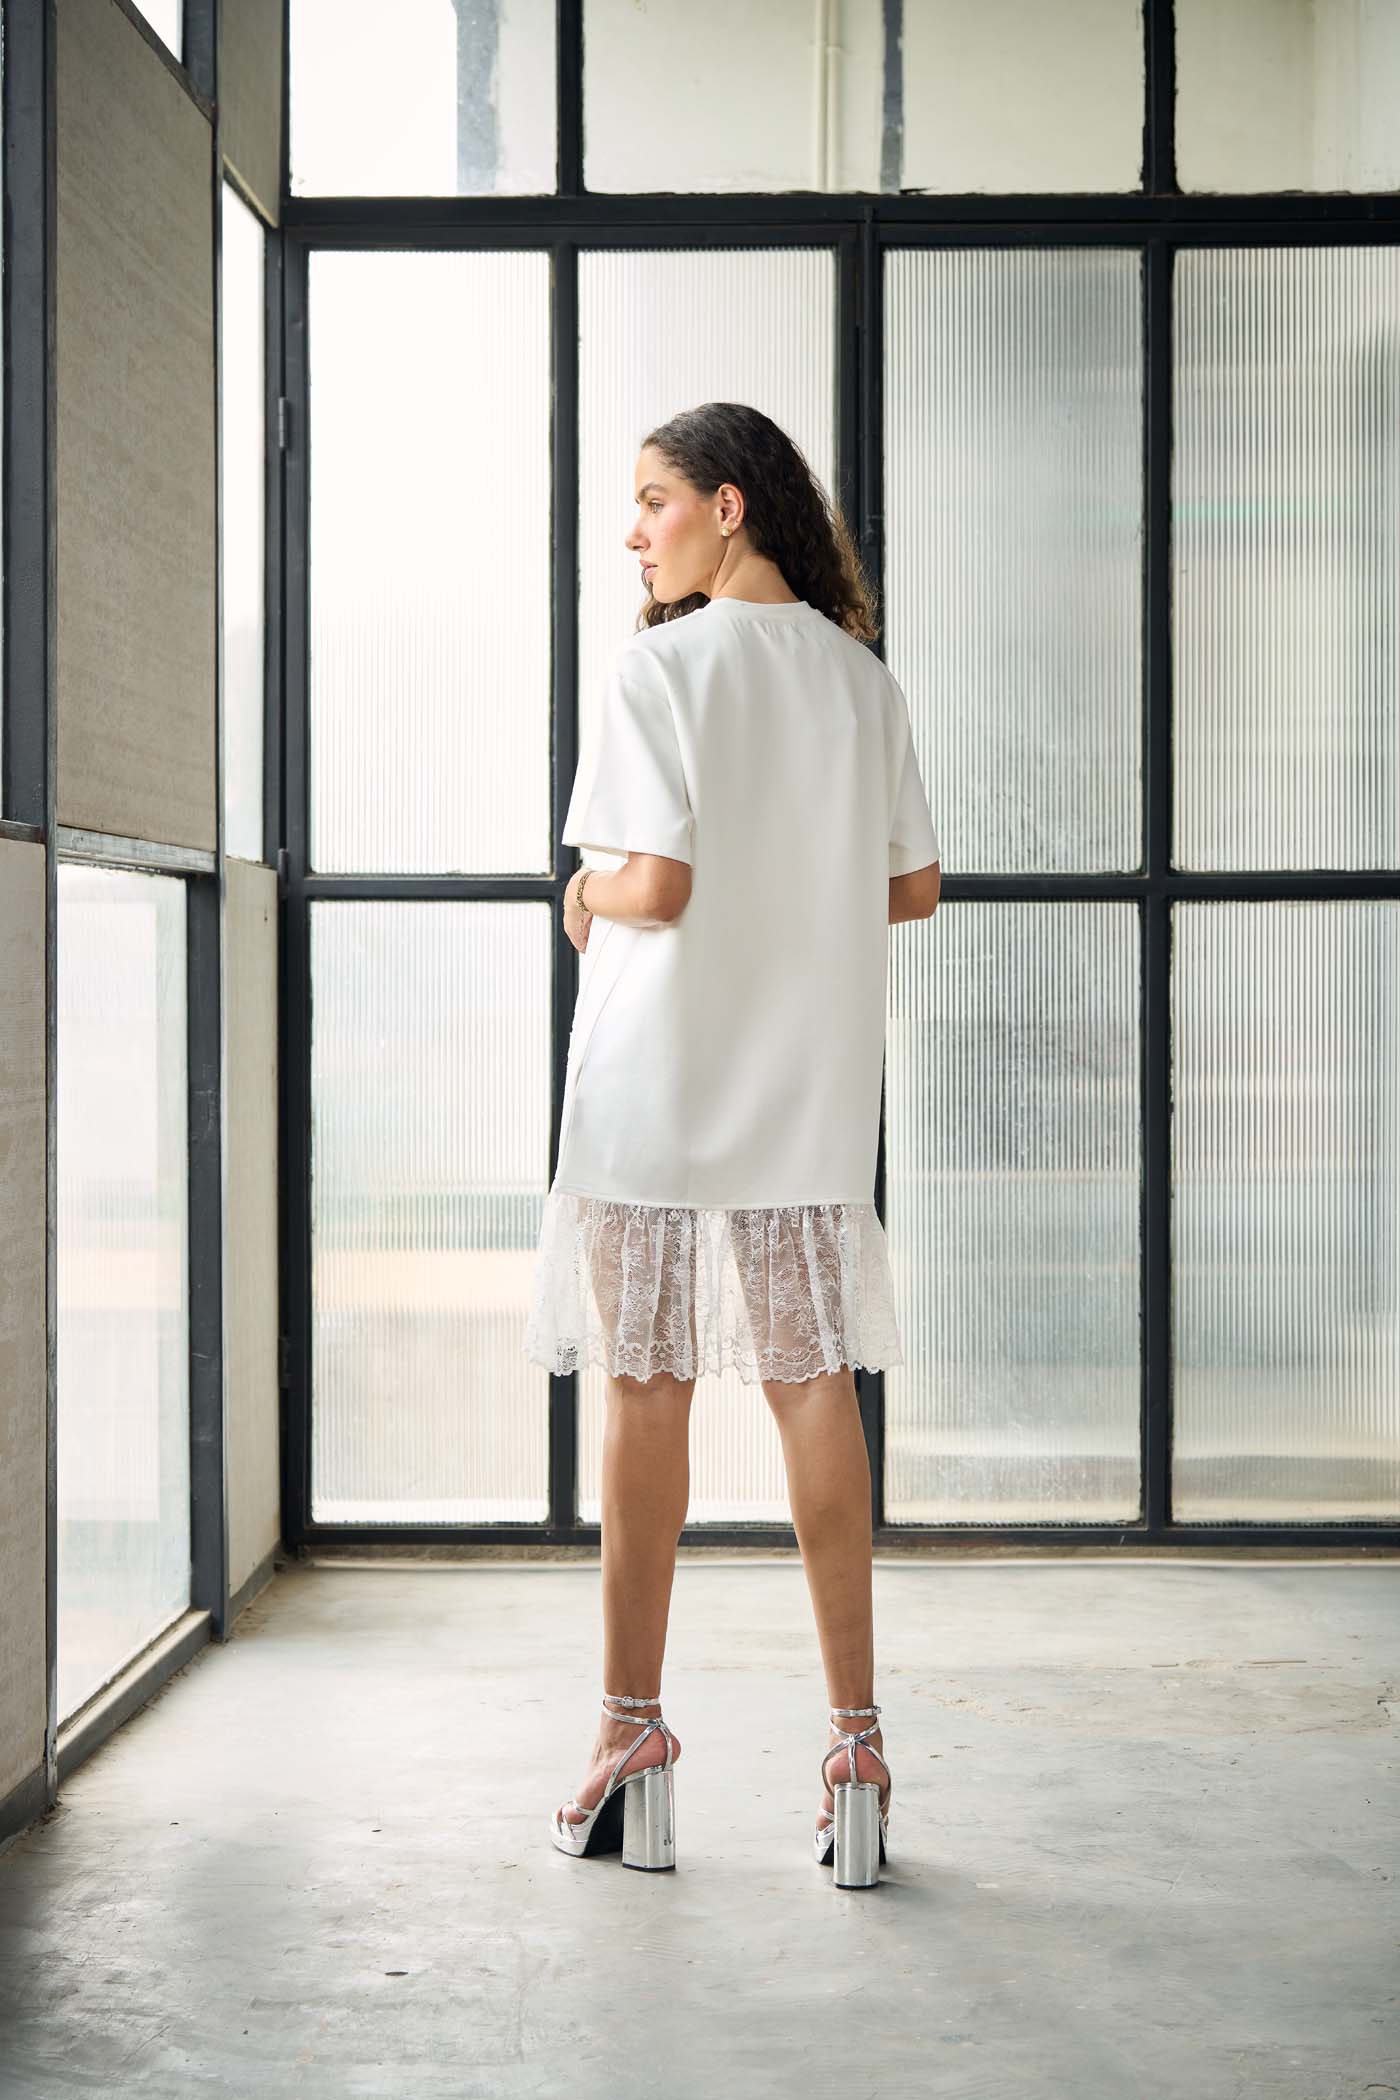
548,1690 -> 678,1870
814,1702 -> 891,1887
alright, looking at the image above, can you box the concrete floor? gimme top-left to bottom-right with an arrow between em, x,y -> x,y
0,1553 -> 1397,2099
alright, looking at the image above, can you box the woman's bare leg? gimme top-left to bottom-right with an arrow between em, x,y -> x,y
762,1365 -> 890,1829
559,1368 -> 694,1825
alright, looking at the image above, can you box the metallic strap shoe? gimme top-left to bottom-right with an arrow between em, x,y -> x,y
814,1702 -> 891,1887
548,1690 -> 678,1870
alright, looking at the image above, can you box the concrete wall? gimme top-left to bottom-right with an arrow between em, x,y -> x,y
220,0 -> 284,224
226,857 -> 281,1598
0,842 -> 48,1807
56,0 -> 217,849
2,0 -> 285,1840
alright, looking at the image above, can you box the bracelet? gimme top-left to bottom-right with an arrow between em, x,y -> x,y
575,866 -> 593,914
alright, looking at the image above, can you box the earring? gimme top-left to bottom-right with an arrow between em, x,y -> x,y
721,524 -> 733,537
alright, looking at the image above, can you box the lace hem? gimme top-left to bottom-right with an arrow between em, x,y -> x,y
522,1192 -> 904,1385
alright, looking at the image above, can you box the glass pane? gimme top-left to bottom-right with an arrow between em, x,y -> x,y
902,0 -> 1144,194
1177,0 -> 1400,192
1174,248 -> 1400,874
585,0 -> 1143,193
308,249 -> 551,874
128,0 -> 181,60
221,181 -> 266,864
884,901 -> 1141,1526
1172,902 -> 1400,1524
585,0 -> 885,191
310,900 -> 550,1523
578,1367 -> 789,1525
57,865 -> 189,1720
290,0 -> 556,197
885,248 -> 1143,875
578,245 -> 835,747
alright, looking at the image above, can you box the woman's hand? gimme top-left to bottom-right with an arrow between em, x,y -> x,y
564,868 -> 592,953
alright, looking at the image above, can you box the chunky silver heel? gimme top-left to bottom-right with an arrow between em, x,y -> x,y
621,1760 -> 675,1870
548,1690 -> 679,1869
814,1702 -> 891,1887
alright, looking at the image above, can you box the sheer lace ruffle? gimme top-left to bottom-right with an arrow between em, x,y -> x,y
523,1191 -> 903,1385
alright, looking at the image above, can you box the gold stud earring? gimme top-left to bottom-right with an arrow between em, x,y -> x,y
721,524 -> 733,537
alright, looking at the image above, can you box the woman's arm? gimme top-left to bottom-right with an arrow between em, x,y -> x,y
889,859 -> 940,925
564,853 -> 692,949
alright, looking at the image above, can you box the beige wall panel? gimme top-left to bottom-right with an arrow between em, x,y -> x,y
219,0 -> 283,227
0,842 -> 49,1800
56,0 -> 216,850
225,857 -> 281,1593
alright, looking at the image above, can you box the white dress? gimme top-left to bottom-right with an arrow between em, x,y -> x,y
523,593 -> 941,1385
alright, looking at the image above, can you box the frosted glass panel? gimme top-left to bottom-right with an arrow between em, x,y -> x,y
310,901 -> 550,1523
290,0 -> 556,196
1174,249 -> 1400,874
221,180 -> 266,864
308,250 -> 551,874
577,1368 -> 789,1526
1177,0 -> 1400,192
884,902 -> 1141,1526
885,249 -> 1142,875
1173,903 -> 1400,1523
56,865 -> 189,1720
901,0 -> 1144,194
578,247 -> 835,753
584,0 -> 1143,194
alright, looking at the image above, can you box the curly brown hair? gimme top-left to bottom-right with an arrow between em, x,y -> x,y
633,402 -> 879,643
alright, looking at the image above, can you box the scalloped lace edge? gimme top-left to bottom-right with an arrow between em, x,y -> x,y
522,1192 -> 904,1386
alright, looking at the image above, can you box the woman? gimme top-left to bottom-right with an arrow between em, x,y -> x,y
523,402 -> 941,1888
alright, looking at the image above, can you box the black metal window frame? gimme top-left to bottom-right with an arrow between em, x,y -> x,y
277,0 -> 1400,1552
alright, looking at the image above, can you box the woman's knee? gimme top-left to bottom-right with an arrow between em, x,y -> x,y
761,1364 -> 858,1420
605,1368 -> 696,1412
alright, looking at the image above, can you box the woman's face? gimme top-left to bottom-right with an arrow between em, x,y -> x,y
624,447 -> 736,604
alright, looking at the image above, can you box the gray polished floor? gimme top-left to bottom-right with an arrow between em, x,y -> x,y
1,1553 -> 1397,2099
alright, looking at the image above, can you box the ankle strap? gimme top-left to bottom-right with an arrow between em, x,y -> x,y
830,1703 -> 880,1719
603,1689 -> 662,1725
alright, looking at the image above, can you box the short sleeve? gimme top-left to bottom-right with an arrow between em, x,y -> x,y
888,718 -> 941,876
562,656 -> 694,867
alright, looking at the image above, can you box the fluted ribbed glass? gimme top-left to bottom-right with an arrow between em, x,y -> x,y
1174,249 -> 1400,873
574,247 -> 834,1519
884,901 -> 1141,1526
577,1366 -> 790,1526
1173,903 -> 1400,1523
885,248 -> 1143,875
290,0 -> 556,197
1177,0 -> 1400,192
220,179 -> 266,865
56,865 -> 189,1720
307,249 -> 551,874
309,901 -> 550,1523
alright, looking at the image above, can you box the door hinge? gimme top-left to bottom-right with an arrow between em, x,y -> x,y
277,396 -> 290,452
276,845 -> 290,900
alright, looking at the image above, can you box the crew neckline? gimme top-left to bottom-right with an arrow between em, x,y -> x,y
706,594 -> 812,618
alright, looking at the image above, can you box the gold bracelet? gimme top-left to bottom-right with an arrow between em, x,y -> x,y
575,866 -> 593,914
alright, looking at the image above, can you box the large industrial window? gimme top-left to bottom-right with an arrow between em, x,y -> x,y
279,1 -> 1400,1547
